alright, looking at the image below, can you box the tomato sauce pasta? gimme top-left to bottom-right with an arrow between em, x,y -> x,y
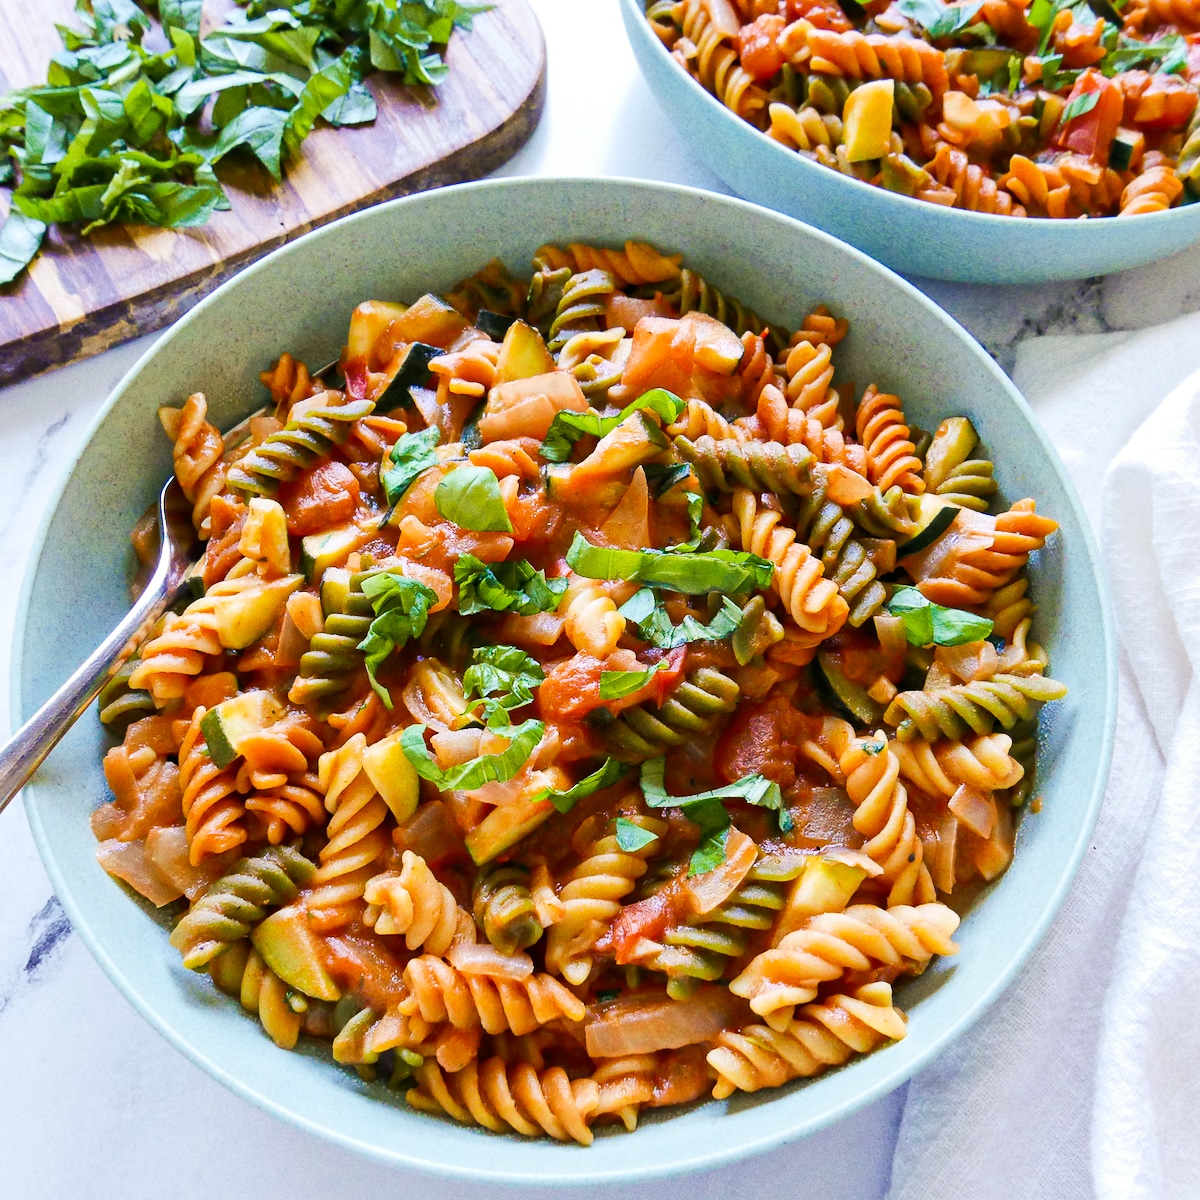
92,242 -> 1067,1142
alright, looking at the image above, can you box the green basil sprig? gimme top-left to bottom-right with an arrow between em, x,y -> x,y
357,573 -> 437,707
454,555 -> 568,616
381,426 -> 440,505
615,817 -> 660,853
435,464 -> 512,532
400,718 -> 543,792
618,588 -> 743,649
532,756 -> 630,814
887,586 -> 994,646
540,388 -> 685,463
566,533 -> 773,595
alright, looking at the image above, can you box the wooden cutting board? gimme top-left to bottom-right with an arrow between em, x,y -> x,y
0,0 -> 545,387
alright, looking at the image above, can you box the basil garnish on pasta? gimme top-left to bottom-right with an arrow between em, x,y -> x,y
533,757 -> 630,814
357,573 -> 437,707
896,0 -> 984,38
598,661 -> 671,701
619,588 -> 743,649
435,464 -> 513,532
540,388 -> 685,463
887,587 -> 994,646
381,427 -> 440,505
400,719 -> 544,791
614,817 -> 660,853
567,533 -> 773,595
454,556 -> 568,615
463,645 -> 544,714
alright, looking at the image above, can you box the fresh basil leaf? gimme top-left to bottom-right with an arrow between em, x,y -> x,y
208,105 -> 289,178
615,817 -> 660,853
435,464 -> 513,532
897,0 -> 984,35
283,48 -> 359,157
1060,89 -> 1100,124
540,388 -> 685,463
688,800 -> 732,877
887,586 -> 994,646
160,0 -> 205,38
1103,33 -> 1187,75
618,588 -> 744,649
1030,0 -> 1069,52
323,81 -> 377,124
533,756 -> 629,814
454,555 -> 568,616
599,661 -> 670,701
357,573 -> 437,707
0,209 -> 46,285
643,461 -> 692,498
400,718 -> 543,791
567,532 -> 773,595
174,69 -> 304,119
641,757 -> 783,814
382,426 -> 440,504
90,0 -> 150,45
463,645 -> 544,711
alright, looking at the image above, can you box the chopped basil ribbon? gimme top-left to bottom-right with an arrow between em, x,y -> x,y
357,574 -> 437,708
1103,33 -> 1188,75
454,555 -> 568,616
1060,90 -> 1101,125
615,817 -> 660,853
532,756 -> 630,814
435,464 -> 512,532
463,645 -> 544,713
566,532 -> 773,595
400,719 -> 544,792
599,661 -> 670,701
0,0 -> 486,282
381,426 -> 440,505
687,802 -> 732,877
896,0 -> 984,36
619,588 -> 743,649
887,586 -> 994,646
640,757 -> 784,813
639,757 -> 784,874
540,388 -> 686,463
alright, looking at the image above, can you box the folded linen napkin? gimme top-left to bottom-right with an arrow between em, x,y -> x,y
888,309 -> 1200,1200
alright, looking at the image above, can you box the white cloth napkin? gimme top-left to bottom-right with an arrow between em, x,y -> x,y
888,309 -> 1200,1200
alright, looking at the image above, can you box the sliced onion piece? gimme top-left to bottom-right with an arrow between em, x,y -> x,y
949,784 -> 996,838
686,827 -> 757,915
585,986 -> 742,1058
97,838 -> 182,907
144,825 -> 230,900
447,942 -> 534,979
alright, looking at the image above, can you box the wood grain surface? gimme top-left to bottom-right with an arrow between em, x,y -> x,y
0,0 -> 545,387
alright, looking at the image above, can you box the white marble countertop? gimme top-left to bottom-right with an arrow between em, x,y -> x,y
2,1 -> 1198,1195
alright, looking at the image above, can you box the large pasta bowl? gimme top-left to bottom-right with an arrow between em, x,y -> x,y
14,176 -> 1115,1183
620,0 -> 1200,283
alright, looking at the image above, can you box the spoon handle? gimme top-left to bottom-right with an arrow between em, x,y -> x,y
0,573 -> 182,815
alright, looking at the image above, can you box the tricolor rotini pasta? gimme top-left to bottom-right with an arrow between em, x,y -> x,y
647,0 -> 1200,218
92,241 -> 1066,1142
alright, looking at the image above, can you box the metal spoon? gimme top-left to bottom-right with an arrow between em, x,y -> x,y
0,477 -> 198,814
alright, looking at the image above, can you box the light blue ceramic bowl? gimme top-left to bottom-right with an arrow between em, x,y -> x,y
621,0 -> 1200,283
14,177 -> 1115,1184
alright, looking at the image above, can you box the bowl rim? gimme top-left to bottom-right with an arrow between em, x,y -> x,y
13,174 -> 1118,1185
620,0 -> 1200,237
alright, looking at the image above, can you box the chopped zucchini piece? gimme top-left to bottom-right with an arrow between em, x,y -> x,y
477,309 -> 518,341
346,301 -> 406,365
301,526 -> 369,583
320,567 -> 353,617
1109,130 -> 1140,172
251,905 -> 342,1001
465,798 -> 556,864
211,575 -> 302,650
816,649 -> 886,726
492,320 -> 556,385
392,294 -> 468,349
922,417 -> 978,492
362,730 -> 420,823
896,496 -> 957,557
376,341 -> 443,412
200,690 -> 285,768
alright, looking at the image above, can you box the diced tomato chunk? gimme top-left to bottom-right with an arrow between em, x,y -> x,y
278,461 -> 360,536
736,14 -> 786,81
713,695 -> 799,789
609,885 -> 692,964
537,654 -> 607,721
1055,69 -> 1123,163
